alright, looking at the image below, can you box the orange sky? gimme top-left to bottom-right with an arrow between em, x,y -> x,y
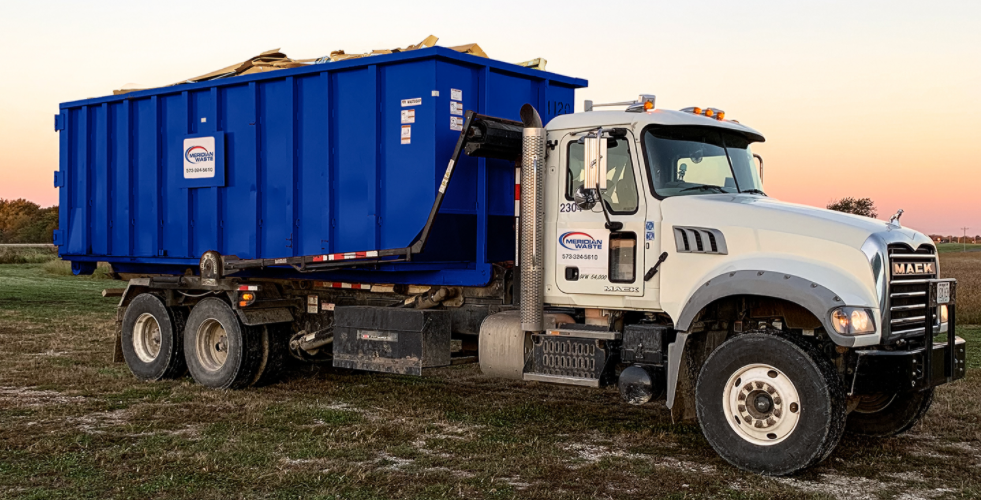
1,1 -> 978,235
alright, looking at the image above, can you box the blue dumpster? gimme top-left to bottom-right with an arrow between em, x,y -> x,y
54,47 -> 586,286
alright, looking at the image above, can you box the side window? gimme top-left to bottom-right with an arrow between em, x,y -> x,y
609,232 -> 637,283
566,138 -> 638,214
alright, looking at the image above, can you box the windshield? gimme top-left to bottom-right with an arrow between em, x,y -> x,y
642,126 -> 763,197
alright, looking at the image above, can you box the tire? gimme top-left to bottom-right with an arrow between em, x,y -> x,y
695,333 -> 846,476
120,294 -> 187,381
250,323 -> 291,387
846,389 -> 934,438
184,298 -> 264,389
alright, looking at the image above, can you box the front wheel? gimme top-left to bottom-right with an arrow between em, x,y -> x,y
846,389 -> 934,437
695,333 -> 846,476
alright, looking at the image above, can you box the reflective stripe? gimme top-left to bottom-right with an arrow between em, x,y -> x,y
313,281 -> 372,290
315,250 -> 381,262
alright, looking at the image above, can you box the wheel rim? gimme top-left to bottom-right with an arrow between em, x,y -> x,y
723,363 -> 801,446
132,313 -> 162,363
196,318 -> 229,372
854,393 -> 897,414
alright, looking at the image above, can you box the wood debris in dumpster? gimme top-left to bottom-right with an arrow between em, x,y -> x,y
113,35 -> 543,95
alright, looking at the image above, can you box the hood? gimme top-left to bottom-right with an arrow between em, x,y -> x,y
661,194 -> 930,250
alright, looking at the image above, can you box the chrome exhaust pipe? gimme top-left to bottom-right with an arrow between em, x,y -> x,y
519,104 -> 545,333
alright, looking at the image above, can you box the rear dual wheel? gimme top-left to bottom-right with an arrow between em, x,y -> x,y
121,294 -> 187,381
184,298 -> 288,389
184,298 -> 265,389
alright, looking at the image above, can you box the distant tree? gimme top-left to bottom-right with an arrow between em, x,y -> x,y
827,197 -> 878,219
0,199 -> 59,243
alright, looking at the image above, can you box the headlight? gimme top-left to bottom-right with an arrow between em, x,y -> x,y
830,307 -> 876,335
941,305 -> 949,323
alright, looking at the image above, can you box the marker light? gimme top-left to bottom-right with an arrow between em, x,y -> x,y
716,111 -> 725,120
643,100 -> 654,111
693,107 -> 702,115
830,307 -> 876,335
704,109 -> 715,118
239,291 -> 257,308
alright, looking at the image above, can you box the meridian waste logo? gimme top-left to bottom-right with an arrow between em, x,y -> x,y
184,145 -> 214,164
559,232 -> 603,251
182,136 -> 218,181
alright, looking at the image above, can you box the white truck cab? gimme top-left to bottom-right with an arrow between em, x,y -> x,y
541,104 -> 920,348
478,96 -> 964,475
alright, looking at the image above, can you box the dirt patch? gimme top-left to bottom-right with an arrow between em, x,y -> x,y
773,472 -> 955,500
66,409 -> 132,433
0,386 -> 86,408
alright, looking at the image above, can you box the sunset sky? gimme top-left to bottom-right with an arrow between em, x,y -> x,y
0,1 -> 978,236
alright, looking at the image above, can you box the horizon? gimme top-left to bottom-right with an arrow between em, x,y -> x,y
1,1 -> 978,235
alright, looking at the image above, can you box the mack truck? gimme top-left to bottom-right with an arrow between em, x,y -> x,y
54,48 -> 965,475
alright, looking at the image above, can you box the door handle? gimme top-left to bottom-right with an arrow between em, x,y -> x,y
644,252 -> 669,281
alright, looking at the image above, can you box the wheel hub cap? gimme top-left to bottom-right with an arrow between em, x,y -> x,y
723,364 -> 801,446
132,313 -> 162,363
196,319 -> 229,372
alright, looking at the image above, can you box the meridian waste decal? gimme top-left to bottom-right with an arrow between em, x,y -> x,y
183,136 -> 216,179
559,232 -> 603,251
558,230 -> 608,276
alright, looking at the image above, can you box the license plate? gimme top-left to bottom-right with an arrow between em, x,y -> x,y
936,282 -> 951,305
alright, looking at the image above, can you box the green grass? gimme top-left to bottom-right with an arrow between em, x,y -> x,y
0,245 -> 58,264
1,263 -> 980,499
937,242 -> 981,253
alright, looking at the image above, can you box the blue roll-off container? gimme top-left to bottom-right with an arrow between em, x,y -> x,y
54,48 -> 586,286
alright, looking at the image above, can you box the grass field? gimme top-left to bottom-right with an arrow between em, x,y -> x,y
937,243 -> 981,254
0,245 -> 58,264
1,251 -> 980,499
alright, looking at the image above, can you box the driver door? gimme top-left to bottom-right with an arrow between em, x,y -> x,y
554,133 -> 646,297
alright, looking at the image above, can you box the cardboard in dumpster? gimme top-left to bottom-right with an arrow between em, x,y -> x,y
113,35 -> 537,95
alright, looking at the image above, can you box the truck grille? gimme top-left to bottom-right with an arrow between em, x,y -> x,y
886,244 -> 938,340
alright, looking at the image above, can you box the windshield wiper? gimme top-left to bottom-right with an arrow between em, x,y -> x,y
679,184 -> 728,194
740,189 -> 767,196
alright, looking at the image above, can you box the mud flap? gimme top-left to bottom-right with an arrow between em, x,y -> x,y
670,345 -> 698,423
113,322 -> 124,363
669,330 -> 728,424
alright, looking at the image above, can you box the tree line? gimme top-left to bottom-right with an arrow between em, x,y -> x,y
0,199 -> 58,244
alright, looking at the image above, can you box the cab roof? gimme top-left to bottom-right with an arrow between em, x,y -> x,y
545,109 -> 765,143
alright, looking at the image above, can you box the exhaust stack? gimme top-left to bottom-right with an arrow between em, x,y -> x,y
519,104 -> 545,332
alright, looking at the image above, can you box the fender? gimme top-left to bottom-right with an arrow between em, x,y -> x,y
674,269 -> 855,345
665,270 -> 862,410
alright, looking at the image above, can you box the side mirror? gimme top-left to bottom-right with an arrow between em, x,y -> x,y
573,187 -> 597,211
754,153 -> 764,181
583,136 -> 607,192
